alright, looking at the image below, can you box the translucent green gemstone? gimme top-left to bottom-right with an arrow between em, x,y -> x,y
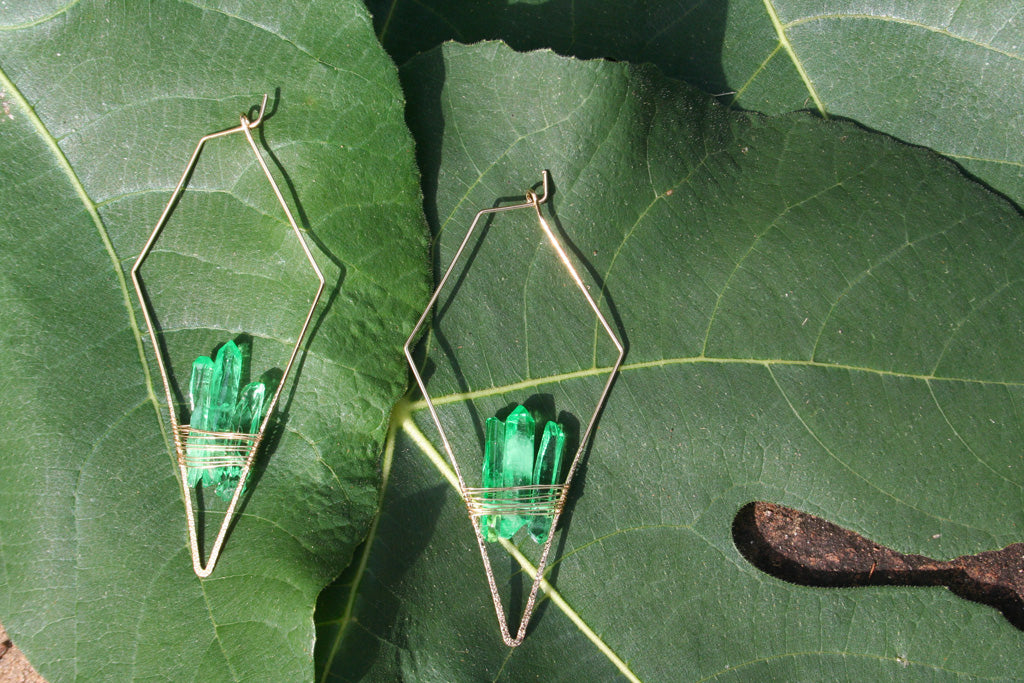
211,340 -> 242,432
214,468 -> 243,501
216,380 -> 266,500
480,416 -> 504,542
529,420 -> 565,543
498,406 -> 535,537
187,355 -> 216,488
235,381 -> 266,434
185,341 -> 265,501
480,405 -> 565,543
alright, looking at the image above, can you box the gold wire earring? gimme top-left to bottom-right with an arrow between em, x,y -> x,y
130,95 -> 325,577
404,171 -> 625,646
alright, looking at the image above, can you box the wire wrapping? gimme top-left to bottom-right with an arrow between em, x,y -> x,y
174,424 -> 259,469
462,484 -> 565,518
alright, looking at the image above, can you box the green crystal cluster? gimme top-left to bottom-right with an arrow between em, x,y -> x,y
481,405 -> 566,543
187,340 -> 266,501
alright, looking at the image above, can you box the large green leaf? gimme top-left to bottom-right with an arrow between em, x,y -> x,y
0,2 -> 428,681
316,41 -> 1024,680
366,0 -> 1024,209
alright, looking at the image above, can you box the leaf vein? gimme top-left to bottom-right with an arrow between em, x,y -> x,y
702,174 -> 850,357
784,13 -> 1024,64
926,380 -> 1019,489
179,0 -> 375,86
0,0 -> 82,31
695,649 -> 977,682
729,43 -> 783,107
315,399 -> 404,683
414,356 -> 1024,410
811,219 -> 951,361
767,365 -> 993,534
761,0 -> 827,115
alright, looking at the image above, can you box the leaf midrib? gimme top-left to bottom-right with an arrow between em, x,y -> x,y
694,649 -> 972,682
0,0 -> 81,31
784,12 -> 1024,64
0,58 -> 169,683
758,3 -> 1024,123
180,0 -> 378,86
0,65 -> 165,444
762,0 -> 827,116
411,355 -> 1024,410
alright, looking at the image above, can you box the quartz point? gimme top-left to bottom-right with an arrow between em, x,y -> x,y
211,340 -> 242,431
186,340 -> 265,501
481,416 -> 505,542
235,381 -> 266,435
187,355 -> 216,487
480,405 -> 565,543
529,420 -> 565,543
499,405 -> 535,538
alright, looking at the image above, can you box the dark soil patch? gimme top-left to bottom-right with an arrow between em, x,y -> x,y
733,501 -> 1024,629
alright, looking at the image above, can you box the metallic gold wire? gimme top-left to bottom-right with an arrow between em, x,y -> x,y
130,95 -> 326,578
175,425 -> 258,470
462,484 -> 565,518
403,171 -> 626,647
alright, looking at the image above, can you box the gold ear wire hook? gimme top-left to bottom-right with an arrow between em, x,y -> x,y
241,93 -> 269,129
525,169 -> 550,207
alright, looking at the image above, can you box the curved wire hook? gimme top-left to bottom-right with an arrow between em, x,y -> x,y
526,170 -> 551,222
242,93 -> 270,129
526,169 -> 550,205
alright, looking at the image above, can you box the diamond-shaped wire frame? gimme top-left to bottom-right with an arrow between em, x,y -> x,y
403,171 -> 626,647
130,96 -> 325,578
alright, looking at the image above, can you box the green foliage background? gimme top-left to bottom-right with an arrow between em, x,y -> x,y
1,1 -> 1023,681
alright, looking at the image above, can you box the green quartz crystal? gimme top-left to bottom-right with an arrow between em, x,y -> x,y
529,420 -> 566,543
187,355 -> 216,488
186,340 -> 266,501
215,380 -> 266,500
498,406 -> 535,537
235,381 -> 266,435
480,405 -> 566,543
480,416 -> 505,542
211,340 -> 242,431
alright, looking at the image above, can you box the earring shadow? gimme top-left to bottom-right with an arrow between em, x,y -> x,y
252,98 -> 347,419
542,172 -> 630,363
216,94 -> 347,535
429,202 -> 509,450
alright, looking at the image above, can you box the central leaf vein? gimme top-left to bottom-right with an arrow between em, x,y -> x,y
761,0 -> 827,116
0,64 -> 168,454
784,13 -> 1024,64
414,356 -> 1024,410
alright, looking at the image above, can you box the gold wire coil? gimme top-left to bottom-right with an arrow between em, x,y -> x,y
462,484 -> 566,518
173,424 -> 259,469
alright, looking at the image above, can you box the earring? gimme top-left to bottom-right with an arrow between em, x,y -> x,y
404,172 -> 625,646
130,95 -> 325,577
